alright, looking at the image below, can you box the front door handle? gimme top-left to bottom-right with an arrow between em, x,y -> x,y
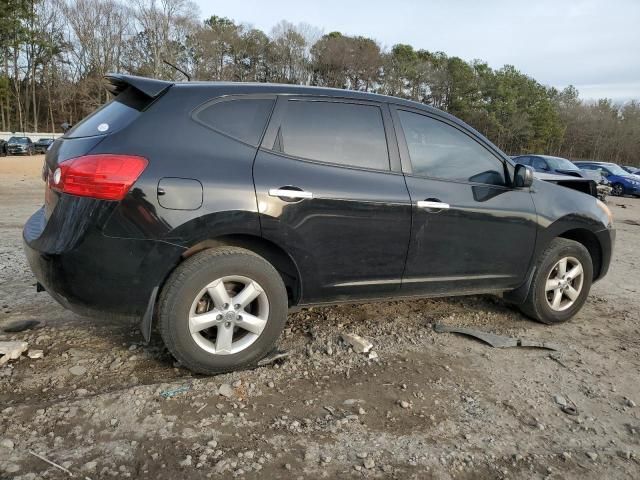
416,200 -> 450,210
269,188 -> 313,200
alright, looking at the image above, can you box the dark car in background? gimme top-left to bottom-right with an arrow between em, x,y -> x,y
512,154 -> 583,177
7,136 -> 34,155
622,165 -> 640,175
574,161 -> 640,197
24,74 -> 615,374
34,138 -> 55,154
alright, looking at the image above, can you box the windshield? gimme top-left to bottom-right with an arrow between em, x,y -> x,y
546,157 -> 579,171
606,164 -> 630,175
8,137 -> 28,144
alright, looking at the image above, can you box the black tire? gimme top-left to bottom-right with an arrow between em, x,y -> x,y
158,247 -> 288,375
611,183 -> 624,196
518,238 -> 593,324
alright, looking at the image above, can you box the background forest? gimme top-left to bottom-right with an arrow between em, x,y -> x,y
1,0 -> 638,164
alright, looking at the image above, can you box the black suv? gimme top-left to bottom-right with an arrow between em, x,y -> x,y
24,74 -> 615,374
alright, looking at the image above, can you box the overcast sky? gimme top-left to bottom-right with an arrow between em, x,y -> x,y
193,0 -> 640,101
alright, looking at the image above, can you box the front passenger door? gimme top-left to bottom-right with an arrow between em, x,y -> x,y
392,107 -> 538,296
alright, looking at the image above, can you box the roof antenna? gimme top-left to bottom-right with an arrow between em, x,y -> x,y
162,59 -> 191,81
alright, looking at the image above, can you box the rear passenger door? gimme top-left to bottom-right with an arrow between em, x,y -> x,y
253,96 -> 412,303
391,106 -> 537,295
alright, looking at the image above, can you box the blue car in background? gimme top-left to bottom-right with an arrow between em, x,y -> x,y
512,154 -> 585,177
573,161 -> 640,197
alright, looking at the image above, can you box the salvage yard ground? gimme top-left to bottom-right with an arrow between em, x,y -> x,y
1,155 -> 639,479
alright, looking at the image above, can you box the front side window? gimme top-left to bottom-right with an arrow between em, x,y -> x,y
532,157 -> 549,171
274,100 -> 390,171
398,110 -> 505,185
194,98 -> 275,146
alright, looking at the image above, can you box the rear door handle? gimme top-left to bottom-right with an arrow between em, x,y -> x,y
416,200 -> 450,210
269,188 -> 313,200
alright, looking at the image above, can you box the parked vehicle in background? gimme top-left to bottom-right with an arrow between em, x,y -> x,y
34,138 -> 55,154
574,161 -> 640,197
24,74 -> 615,374
7,136 -> 34,155
0,139 -> 7,156
578,169 -> 612,201
622,165 -> 640,174
512,154 -> 584,177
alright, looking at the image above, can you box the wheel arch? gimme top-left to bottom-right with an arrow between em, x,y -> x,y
556,228 -> 603,280
181,234 -> 302,307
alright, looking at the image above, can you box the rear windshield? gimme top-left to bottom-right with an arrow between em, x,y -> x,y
8,137 -> 29,144
65,87 -> 150,139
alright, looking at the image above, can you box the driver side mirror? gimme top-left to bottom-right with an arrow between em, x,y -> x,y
514,164 -> 534,188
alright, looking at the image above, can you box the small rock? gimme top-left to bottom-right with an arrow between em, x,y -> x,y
340,333 -> 373,354
586,452 -> 598,461
82,461 -> 97,472
356,452 -> 368,459
368,351 -> 378,360
27,349 -> 44,359
0,341 -> 28,365
625,398 -> 636,408
398,400 -> 410,409
267,381 -> 275,388
321,455 -> 331,463
218,384 -> 234,398
363,458 -> 375,469
561,452 -> 571,461
69,365 -> 87,376
179,455 -> 192,467
554,395 -> 567,407
0,438 -> 14,449
207,440 -> 218,448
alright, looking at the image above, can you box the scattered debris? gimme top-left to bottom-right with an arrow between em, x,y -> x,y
28,450 -> 74,477
257,350 -> 290,366
433,324 -> 559,350
27,349 -> 44,359
0,341 -> 28,365
160,385 -> 191,399
340,333 -> 373,353
3,319 -> 41,333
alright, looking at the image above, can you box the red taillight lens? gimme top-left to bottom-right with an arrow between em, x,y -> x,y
50,154 -> 148,201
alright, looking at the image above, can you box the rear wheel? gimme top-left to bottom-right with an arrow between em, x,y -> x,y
611,183 -> 624,196
519,238 -> 593,324
158,247 -> 288,374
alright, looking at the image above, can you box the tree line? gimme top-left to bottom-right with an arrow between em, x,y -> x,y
1,0 -> 638,165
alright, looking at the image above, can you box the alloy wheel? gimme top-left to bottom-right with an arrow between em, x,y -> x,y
188,275 -> 269,355
612,184 -> 624,196
544,256 -> 584,312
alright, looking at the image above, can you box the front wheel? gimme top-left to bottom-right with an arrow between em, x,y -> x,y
158,247 -> 288,374
519,238 -> 593,324
611,183 -> 624,196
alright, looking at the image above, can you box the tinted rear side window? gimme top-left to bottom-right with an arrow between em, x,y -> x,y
275,100 -> 389,170
65,87 -> 150,139
194,98 -> 275,146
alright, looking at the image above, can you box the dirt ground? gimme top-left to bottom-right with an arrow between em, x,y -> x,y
1,155 -> 639,479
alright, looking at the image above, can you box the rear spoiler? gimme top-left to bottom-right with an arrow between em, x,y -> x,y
104,73 -> 173,98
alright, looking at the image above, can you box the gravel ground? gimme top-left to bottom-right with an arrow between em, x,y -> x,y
1,156 -> 639,479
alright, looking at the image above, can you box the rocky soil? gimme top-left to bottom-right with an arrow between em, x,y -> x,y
1,156 -> 639,479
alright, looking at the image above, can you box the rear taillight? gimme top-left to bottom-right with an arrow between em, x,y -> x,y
49,154 -> 148,201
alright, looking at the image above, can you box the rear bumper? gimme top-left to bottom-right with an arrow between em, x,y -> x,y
594,227 -> 615,281
23,206 -> 185,318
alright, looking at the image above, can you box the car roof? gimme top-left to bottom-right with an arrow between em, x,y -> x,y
105,73 -> 471,130
514,154 -> 570,162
